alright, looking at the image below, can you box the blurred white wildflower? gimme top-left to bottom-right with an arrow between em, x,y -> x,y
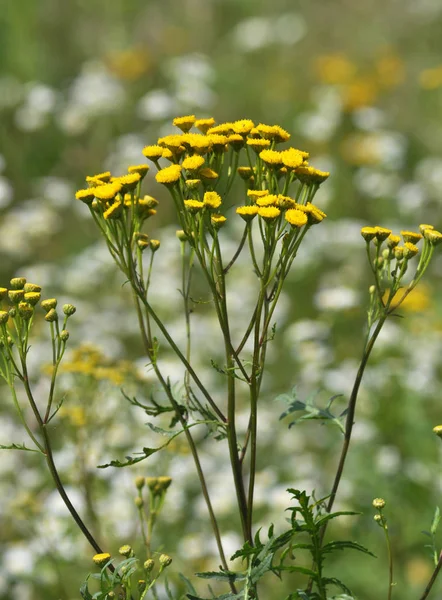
38,176 -> 73,208
376,445 -> 401,475
415,156 -> 442,198
0,176 -> 13,209
352,107 -> 386,131
15,83 -> 58,132
137,89 -> 176,120
354,168 -> 401,198
296,87 -> 342,142
106,133 -> 146,173
232,13 -> 306,51
2,544 -> 35,575
167,53 -> 216,110
323,359 -> 359,396
314,286 -> 359,311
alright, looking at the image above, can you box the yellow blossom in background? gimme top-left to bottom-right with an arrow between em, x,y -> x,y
256,195 -> 278,207
315,53 -> 357,84
259,149 -> 283,166
341,76 -> 379,112
401,230 -> 422,244
105,47 -> 150,81
282,148 -> 308,169
247,138 -> 271,152
207,122 -> 235,136
375,226 -> 392,241
103,201 -> 123,220
128,164 -> 149,178
114,173 -> 141,191
247,190 -> 269,200
387,234 -> 401,248
199,167 -> 218,180
295,166 -> 330,184
401,284 -> 431,313
211,214 -> 226,228
419,65 -> 442,90
403,242 -> 419,258
375,51 -> 405,88
86,171 -> 111,184
75,188 -> 96,204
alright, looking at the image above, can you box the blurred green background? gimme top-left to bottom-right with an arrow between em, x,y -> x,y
2,0 -> 442,598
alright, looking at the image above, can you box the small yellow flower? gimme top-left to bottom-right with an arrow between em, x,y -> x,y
93,182 -> 122,200
236,206 -> 259,221
285,209 -> 308,228
8,289 -> 24,303
135,476 -> 145,490
155,164 -> 182,185
256,123 -> 290,142
86,171 -> 111,184
103,201 -> 123,220
247,189 -> 269,201
41,298 -> 57,312
0,311 -> 9,325
372,498 -> 386,509
159,554 -> 172,567
281,148 -> 308,169
233,119 -> 255,135
387,234 -> 400,248
403,241 -> 419,258
375,226 -> 392,241
258,206 -> 281,221
259,149 -> 283,166
173,115 -> 196,132
24,292 -> 41,306
18,302 -> 34,320
211,214 -> 226,228
142,145 -> 164,160
419,224 -> 434,234
298,203 -> 327,224
424,229 -> 442,246
246,138 -> 271,152
401,230 -> 422,244
184,199 -> 205,213
199,167 -> 218,180
10,278 -> 26,290
361,226 -> 378,241
183,133 -> 213,154
0,287 -> 8,300
203,191 -> 222,209
158,134 -> 186,150
227,134 -> 245,150
271,125 -> 291,143
207,122 -> 235,136
256,195 -> 278,207
150,239 -> 160,251
207,134 -> 229,152
119,545 -> 133,557
128,164 -> 150,178
295,165 -> 330,184
195,117 -> 216,133
182,155 -> 205,171
93,553 -> 111,567
75,188 -> 96,204
114,173 -> 141,191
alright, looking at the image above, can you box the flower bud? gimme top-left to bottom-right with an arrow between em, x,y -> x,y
41,299 -> 57,312
119,545 -> 133,557
135,496 -> 144,508
45,308 -> 58,323
157,476 -> 172,491
372,498 -> 386,509
144,559 -> 155,572
135,476 -> 145,490
176,230 -> 188,242
0,287 -> 8,300
150,240 -> 160,252
159,554 -> 172,568
433,425 -> 442,438
18,302 -> 34,320
60,330 -> 70,342
0,311 -> 9,325
23,283 -> 42,293
63,304 -> 76,316
8,308 -> 16,318
24,292 -> 41,306
8,289 -> 24,304
10,277 -> 26,290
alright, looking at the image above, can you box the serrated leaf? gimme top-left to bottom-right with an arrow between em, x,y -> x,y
322,540 -> 375,557
277,389 -> 346,433
322,577 -> 352,595
278,565 -> 318,578
146,422 -> 180,437
431,506 -> 441,535
187,593 -> 243,600
179,573 -> 197,595
0,442 -> 42,453
250,553 -> 273,584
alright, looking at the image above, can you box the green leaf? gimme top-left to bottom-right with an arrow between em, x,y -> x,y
0,442 -> 42,453
322,540 -> 375,557
179,573 -> 198,596
315,511 -> 361,527
80,580 -> 93,600
146,422 -> 180,437
277,565 -> 318,578
431,506 -> 441,535
187,594 -> 243,600
277,388 -> 346,433
250,553 -> 273,584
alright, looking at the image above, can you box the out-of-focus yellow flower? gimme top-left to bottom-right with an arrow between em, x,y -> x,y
341,77 -> 379,111
375,52 -> 405,88
419,65 -> 442,90
106,48 -> 150,81
315,53 -> 357,84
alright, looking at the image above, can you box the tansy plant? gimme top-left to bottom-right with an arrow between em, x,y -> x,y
2,115 -> 442,600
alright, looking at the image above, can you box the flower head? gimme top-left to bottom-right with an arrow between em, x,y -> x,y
76,188 -> 96,204
211,214 -> 226,228
203,191 -> 222,209
424,229 -> 442,246
361,226 -> 378,242
247,189 -> 269,201
114,173 -> 141,191
285,209 -> 308,228
93,182 -> 122,201
246,138 -> 271,152
281,148 -> 308,169
295,165 -> 330,184
182,155 -> 205,171
92,553 -> 111,567
372,498 -> 386,510
195,117 -> 216,133
258,206 -> 281,221
236,206 -> 259,221
173,115 -> 196,132
155,164 -> 182,185
403,241 -> 419,258
401,230 -> 422,244
128,164 -> 150,178
233,119 -> 255,135
199,168 -> 218,180
184,199 -> 205,213
259,149 -> 283,166
142,145 -> 164,161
